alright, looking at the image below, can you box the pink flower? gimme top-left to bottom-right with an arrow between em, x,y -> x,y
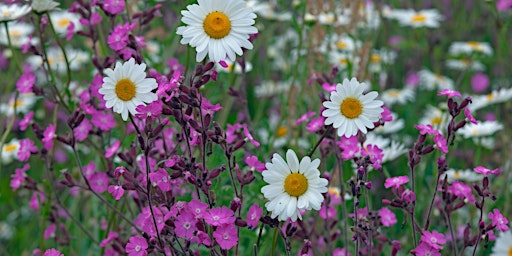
378,207 -> 397,227
420,230 -> 446,250
134,206 -> 167,236
16,71 -> 35,93
319,205 -> 337,220
83,161 -> 97,178
448,181 -> 475,203
413,242 -> 441,256
108,185 -> 124,200
44,224 -> 56,239
10,163 -> 29,191
175,210 -> 197,239
201,97 -> 222,115
89,172 -> 109,193
296,111 -> 316,125
135,101 -> 163,119
243,124 -> 260,147
105,140 -> 121,158
204,206 -> 236,226
434,134 -> 448,154
381,106 -> 393,123
322,83 -> 336,92
18,138 -> 37,161
333,248 -> 351,256
337,135 -> 359,160
384,176 -> 409,189
73,119 -> 92,142
401,189 -> 416,203
91,111 -> 116,131
66,21 -> 75,41
488,209 -> 509,232
149,168 -> 172,192
196,230 -> 211,246
125,236 -> 148,256
405,72 -> 420,87
464,108 -> 478,125
213,224 -> 238,250
187,199 -> 208,219
245,155 -> 266,172
107,23 -> 135,51
306,116 -> 325,133
102,0 -> 125,15
471,72 -> 489,93
30,192 -> 45,210
361,144 -> 384,170
43,248 -> 64,256
246,204 -> 263,229
226,123 -> 243,144
19,111 -> 34,131
473,166 -> 500,176
100,231 -> 119,247
437,89 -> 461,98
42,124 -> 56,151
414,124 -> 439,136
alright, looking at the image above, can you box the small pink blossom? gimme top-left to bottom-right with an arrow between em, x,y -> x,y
125,236 -> 148,256
242,124 -> 260,147
384,176 -> 409,189
434,134 -> 448,154
16,71 -> 35,93
213,224 -> 238,250
149,168 -> 172,192
415,124 -> 439,136
333,248 -> 351,256
378,207 -> 397,227
102,0 -> 125,15
245,155 -> 266,172
448,181 -> 475,203
473,166 -> 500,176
66,21 -> 75,40
464,108 -> 478,125
306,116 -> 325,133
89,172 -> 109,193
488,209 -> 509,232
405,72 -> 420,87
204,206 -> 236,226
401,189 -> 416,203
135,101 -> 163,119
18,138 -> 37,161
19,111 -> 34,131
337,135 -> 359,160
361,144 -> 384,170
108,23 -> 136,51
30,192 -> 45,210
100,231 -> 119,247
44,224 -> 56,239
437,89 -> 461,98
246,204 -> 263,229
10,163 -> 29,191
91,111 -> 116,131
108,185 -> 124,200
296,111 -> 316,125
105,140 -> 121,158
43,248 -> 64,256
420,230 -> 446,250
42,124 -> 56,151
413,242 -> 441,256
175,210 -> 197,239
74,119 -> 92,142
471,72 -> 489,92
381,106 -> 393,122
187,199 -> 208,219
201,97 -> 222,115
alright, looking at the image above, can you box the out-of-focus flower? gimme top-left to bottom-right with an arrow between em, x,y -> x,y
469,87 -> 512,112
0,22 -> 37,48
0,4 -> 31,22
489,209 -> 509,232
446,59 -> 485,71
474,166 -> 500,176
1,138 -> 20,164
449,41 -> 493,56
394,9 -> 443,28
381,87 -> 415,106
470,72 -> 490,93
49,11 -> 82,36
32,0 -> 60,13
457,120 -> 503,138
378,207 -> 397,227
491,230 -> 512,255
384,176 -> 409,189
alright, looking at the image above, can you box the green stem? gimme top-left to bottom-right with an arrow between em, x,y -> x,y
46,13 -> 72,98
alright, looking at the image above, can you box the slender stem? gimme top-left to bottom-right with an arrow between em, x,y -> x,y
46,13 -> 72,93
308,126 -> 332,157
444,210 -> 459,256
3,21 -> 22,73
471,197 -> 485,256
271,225 -> 279,256
424,171 -> 442,230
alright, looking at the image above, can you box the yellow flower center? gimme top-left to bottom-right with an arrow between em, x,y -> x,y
115,78 -> 136,101
9,99 -> 23,108
487,93 -> 494,100
431,116 -> 442,125
370,54 -> 381,63
411,14 -> 426,23
276,126 -> 288,138
10,29 -> 22,38
57,18 -> 71,28
340,97 -> 363,119
339,58 -> 348,65
508,246 -> 512,256
336,41 -> 347,49
284,173 -> 308,197
386,89 -> 400,98
454,172 -> 461,179
3,10 -> 12,16
466,41 -> 481,50
203,11 -> 231,39
4,144 -> 18,152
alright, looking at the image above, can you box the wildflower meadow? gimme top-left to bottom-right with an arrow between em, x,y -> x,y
2,0 -> 512,255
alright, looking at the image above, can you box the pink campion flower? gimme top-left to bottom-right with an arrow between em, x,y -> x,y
107,23 -> 136,51
135,101 -> 163,119
91,111 -> 116,131
125,236 -> 148,256
497,0 -> 512,11
213,224 -> 238,250
413,242 -> 441,256
44,224 -> 56,239
66,21 -> 75,40
107,185 -> 124,200
204,206 -> 236,226
306,116 -> 325,133
333,248 -> 351,256
246,204 -> 263,229
149,168 -> 172,192
474,166 -> 500,176
385,176 -> 410,189
415,124 -> 439,136
448,181 -> 475,203
405,72 -> 420,87
81,11 -> 103,26
201,97 -> 222,116
83,161 -> 97,178
10,163 -> 29,191
421,230 -> 446,250
226,123 -> 243,144
18,138 -> 37,161
89,172 -> 109,193
349,208 -> 368,219
381,106 -> 393,123
322,83 -> 336,92
433,134 -> 448,154
73,119 -> 92,142
361,144 -> 384,170
30,192 -> 45,210
19,111 -> 34,131
42,124 -> 56,151
196,230 -> 212,246
319,205 -> 337,220
437,89 -> 462,98
175,210 -> 197,239
242,124 -> 260,147
43,248 -> 64,256
296,111 -> 316,125
470,72 -> 490,93
102,0 -> 125,15
464,108 -> 478,125
135,206 -> 167,236
100,231 -> 119,247
105,140 -> 121,158
488,209 -> 509,232
245,155 -> 266,172
337,135 -> 360,160
401,189 -> 416,203
188,199 -> 208,219
16,71 -> 35,93
378,207 -> 397,227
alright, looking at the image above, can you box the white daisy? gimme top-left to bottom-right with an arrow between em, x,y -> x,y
176,0 -> 258,62
449,41 -> 493,56
49,11 -> 82,36
26,47 -> 89,74
99,58 -> 158,121
0,22 -> 35,48
0,93 -> 38,116
261,149 -> 328,222
215,59 -> 252,73
441,169 -> 483,183
470,87 -> 512,112
419,69 -> 454,90
457,121 -> 503,139
0,4 -> 31,22
322,78 -> 384,138
491,230 -> 512,256
1,139 -> 20,164
254,80 -> 291,98
381,87 -> 415,106
31,0 -> 60,13
368,49 -> 397,74
446,59 -> 484,71
395,9 -> 443,28
419,105 -> 449,131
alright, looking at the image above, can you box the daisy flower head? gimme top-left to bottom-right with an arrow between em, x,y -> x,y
0,4 -> 31,22
176,0 -> 258,62
322,78 -> 384,138
99,58 -> 158,121
261,149 -> 328,222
